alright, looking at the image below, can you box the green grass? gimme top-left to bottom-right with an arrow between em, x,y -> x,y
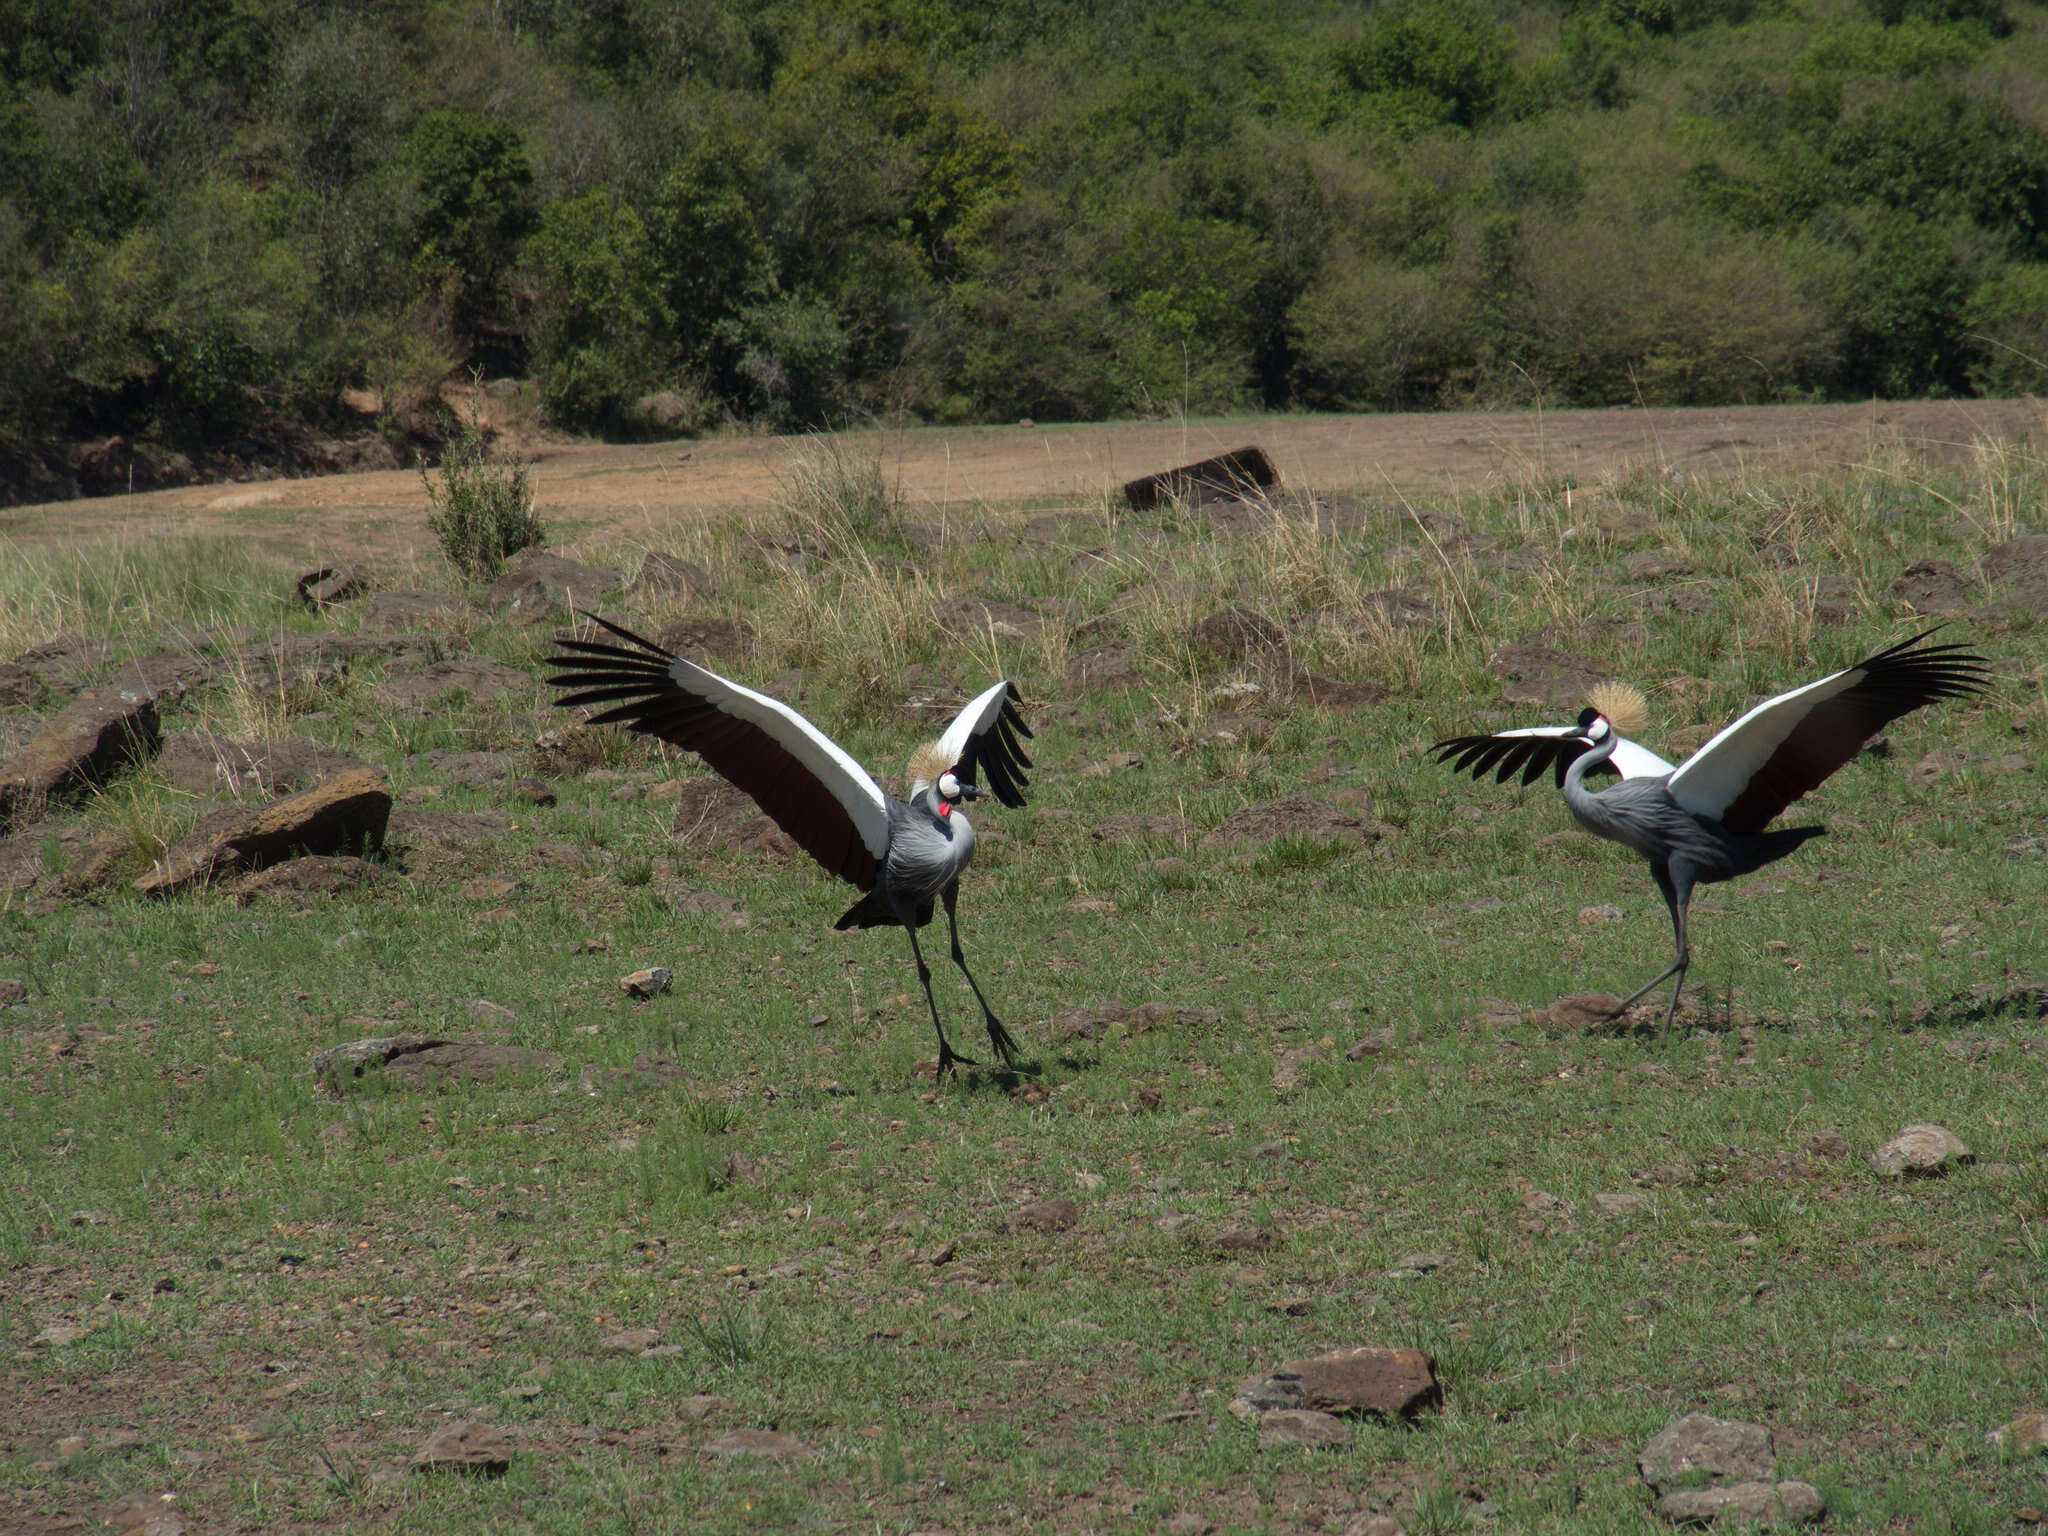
2,442 -> 2046,1534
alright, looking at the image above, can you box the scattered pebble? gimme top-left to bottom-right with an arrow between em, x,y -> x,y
619,967 -> 673,999
1867,1123 -> 1972,1178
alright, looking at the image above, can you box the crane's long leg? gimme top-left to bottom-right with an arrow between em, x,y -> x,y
941,884 -> 1019,1067
1612,861 -> 1691,1040
902,919 -> 976,1074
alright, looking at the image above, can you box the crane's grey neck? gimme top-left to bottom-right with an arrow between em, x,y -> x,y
1561,728 -> 1619,827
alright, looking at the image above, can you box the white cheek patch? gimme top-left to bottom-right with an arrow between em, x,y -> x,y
938,772 -> 960,800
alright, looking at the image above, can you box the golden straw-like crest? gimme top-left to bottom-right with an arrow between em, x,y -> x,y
907,741 -> 955,794
1586,681 -> 1649,737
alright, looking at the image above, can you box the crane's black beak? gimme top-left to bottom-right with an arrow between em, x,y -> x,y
959,784 -> 982,802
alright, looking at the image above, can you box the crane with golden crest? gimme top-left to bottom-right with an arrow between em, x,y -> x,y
1431,632 -> 1988,1036
545,612 -> 1034,1073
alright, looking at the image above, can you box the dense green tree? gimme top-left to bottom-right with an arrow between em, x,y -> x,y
408,107 -> 536,345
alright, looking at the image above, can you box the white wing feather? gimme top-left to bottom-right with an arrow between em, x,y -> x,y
913,677 -> 1017,797
670,655 -> 893,860
1665,664 -> 1861,821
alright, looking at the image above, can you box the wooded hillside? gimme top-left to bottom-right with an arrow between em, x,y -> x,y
4,0 -> 2046,497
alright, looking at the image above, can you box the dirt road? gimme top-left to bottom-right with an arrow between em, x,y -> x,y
4,397 -> 2038,562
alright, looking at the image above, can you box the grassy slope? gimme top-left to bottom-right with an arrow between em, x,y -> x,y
1,444 -> 2045,1534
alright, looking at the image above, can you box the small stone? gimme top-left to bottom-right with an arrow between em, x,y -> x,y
1240,1346 -> 1441,1421
1269,1296 -> 1312,1316
1638,1414 -> 1777,1494
1594,1190 -> 1651,1216
1256,1408 -> 1352,1449
31,1324 -> 86,1348
1989,1411 -> 2048,1453
515,778 -> 557,806
106,1492 -> 180,1531
54,1434 -> 88,1456
1342,1518 -> 1404,1536
699,1429 -> 810,1459
677,1394 -> 736,1423
1655,1481 -> 1824,1525
1547,992 -> 1625,1028
1578,903 -> 1625,924
1391,1253 -> 1450,1276
1004,1198 -> 1080,1234
1207,1225 -> 1276,1255
620,967 -> 673,999
601,1327 -> 660,1354
1163,1515 -> 1216,1536
467,999 -> 516,1025
411,1421 -> 510,1476
1806,1131 -> 1850,1160
0,978 -> 25,1004
1867,1123 -> 1972,1178
462,877 -> 519,901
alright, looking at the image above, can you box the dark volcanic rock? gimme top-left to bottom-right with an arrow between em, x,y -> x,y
1069,644 -> 1143,692
654,615 -> 751,663
931,595 -> 1046,643
1200,797 -> 1380,849
486,553 -> 618,612
1287,671 -> 1389,710
366,591 -> 477,629
158,733 -> 366,797
136,766 -> 391,895
411,1421 -> 511,1476
0,692 -> 160,830
232,855 -> 386,902
669,779 -> 797,860
378,657 -> 531,708
295,565 -> 368,608
1122,446 -> 1277,509
1890,559 -> 1972,615
403,748 -> 517,788
627,553 -> 719,603
103,649 -> 219,702
1237,1347 -> 1442,1422
1190,609 -> 1287,659
383,1042 -> 565,1085
1488,643 -> 1612,709
1639,1414 -> 1777,1493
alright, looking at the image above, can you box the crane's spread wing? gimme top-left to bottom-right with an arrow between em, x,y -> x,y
547,612 -> 890,890
918,678 -> 1034,807
1667,631 -> 1989,834
1431,724 -> 1676,788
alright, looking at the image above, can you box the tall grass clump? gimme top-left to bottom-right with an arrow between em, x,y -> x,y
421,398 -> 544,582
0,538 -> 293,655
774,437 -> 904,558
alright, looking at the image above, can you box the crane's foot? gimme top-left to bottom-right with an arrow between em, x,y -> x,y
984,1015 -> 1021,1068
934,1039 -> 980,1076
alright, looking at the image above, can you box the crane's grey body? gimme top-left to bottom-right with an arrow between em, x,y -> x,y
1563,732 -> 1825,1033
836,789 -> 1015,1071
1433,632 -> 1989,1039
839,790 -> 978,928
545,611 -> 1034,1074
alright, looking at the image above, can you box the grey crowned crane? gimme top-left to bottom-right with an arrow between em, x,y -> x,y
547,612 -> 1034,1073
1432,632 -> 1989,1036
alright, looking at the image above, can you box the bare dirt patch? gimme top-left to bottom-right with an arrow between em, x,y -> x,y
4,399 -> 2038,562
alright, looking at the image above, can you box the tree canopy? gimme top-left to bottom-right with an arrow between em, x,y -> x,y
4,0 -> 2047,494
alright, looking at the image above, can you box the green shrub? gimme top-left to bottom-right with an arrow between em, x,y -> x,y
421,397 -> 544,582
1328,0 -> 1515,134
1963,263 -> 2048,395
1287,254 -> 1478,410
525,190 -> 670,431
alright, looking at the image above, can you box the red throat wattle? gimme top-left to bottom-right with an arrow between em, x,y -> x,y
937,801 -> 952,818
